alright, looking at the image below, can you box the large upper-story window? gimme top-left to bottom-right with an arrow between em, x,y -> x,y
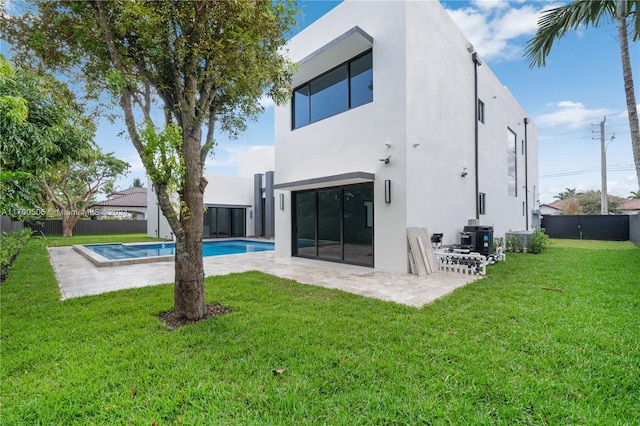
293,50 -> 373,129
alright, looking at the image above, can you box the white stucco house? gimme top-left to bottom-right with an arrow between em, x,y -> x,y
147,146 -> 276,240
272,0 -> 539,273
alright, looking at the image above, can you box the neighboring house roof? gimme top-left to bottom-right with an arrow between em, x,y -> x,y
621,199 -> 640,211
540,199 -> 566,212
93,187 -> 147,208
541,198 -> 640,213
109,187 -> 147,197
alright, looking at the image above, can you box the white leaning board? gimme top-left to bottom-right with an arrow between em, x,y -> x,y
407,227 -> 438,276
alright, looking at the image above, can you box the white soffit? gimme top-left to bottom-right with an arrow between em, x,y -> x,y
274,172 -> 375,192
292,26 -> 374,88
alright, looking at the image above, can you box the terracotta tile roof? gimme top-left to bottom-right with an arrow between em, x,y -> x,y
621,199 -> 640,211
541,199 -> 566,210
93,187 -> 147,208
110,187 -> 147,197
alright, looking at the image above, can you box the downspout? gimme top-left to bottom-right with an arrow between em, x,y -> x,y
472,52 -> 482,221
524,117 -> 529,230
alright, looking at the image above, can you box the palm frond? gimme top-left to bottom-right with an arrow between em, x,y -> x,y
525,0 -> 616,68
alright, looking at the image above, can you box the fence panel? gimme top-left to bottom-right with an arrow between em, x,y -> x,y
541,216 -> 580,239
26,220 -> 147,235
630,215 -> 640,248
0,215 -> 24,233
542,215 -> 630,241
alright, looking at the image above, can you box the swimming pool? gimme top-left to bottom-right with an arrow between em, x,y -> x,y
82,240 -> 275,261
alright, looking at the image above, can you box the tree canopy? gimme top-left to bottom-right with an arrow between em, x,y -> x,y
2,1 -> 298,319
0,56 -> 96,217
43,151 -> 129,236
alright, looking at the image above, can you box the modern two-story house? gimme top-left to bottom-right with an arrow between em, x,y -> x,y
273,0 -> 539,273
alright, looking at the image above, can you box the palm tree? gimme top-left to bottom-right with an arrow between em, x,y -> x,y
554,187 -> 578,200
525,0 -> 640,189
629,190 -> 640,199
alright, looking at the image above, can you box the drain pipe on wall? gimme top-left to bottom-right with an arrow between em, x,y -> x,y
472,51 -> 482,221
524,117 -> 529,230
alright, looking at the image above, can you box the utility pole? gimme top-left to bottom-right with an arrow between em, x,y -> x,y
600,117 -> 608,215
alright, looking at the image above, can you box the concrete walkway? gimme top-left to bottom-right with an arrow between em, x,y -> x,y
48,247 -> 482,307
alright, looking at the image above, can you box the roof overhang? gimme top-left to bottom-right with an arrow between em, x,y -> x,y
274,172 -> 374,192
292,26 -> 374,88
205,204 -> 251,209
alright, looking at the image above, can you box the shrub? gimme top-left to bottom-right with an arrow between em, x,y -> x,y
0,228 -> 32,282
506,233 -> 524,253
527,228 -> 550,254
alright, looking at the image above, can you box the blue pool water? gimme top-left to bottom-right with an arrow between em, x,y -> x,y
86,240 -> 274,260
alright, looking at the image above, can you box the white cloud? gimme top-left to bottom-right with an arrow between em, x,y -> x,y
535,101 -> 614,128
444,2 -> 560,62
471,0 -> 510,11
258,95 -> 275,109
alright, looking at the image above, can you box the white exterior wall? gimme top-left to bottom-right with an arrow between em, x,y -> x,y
147,181 -> 173,240
404,1 -> 538,245
202,174 -> 255,236
147,174 -> 256,239
274,1 -> 409,272
475,67 -> 539,238
404,1 -> 476,246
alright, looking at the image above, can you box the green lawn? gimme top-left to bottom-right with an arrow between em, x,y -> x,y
1,236 -> 638,425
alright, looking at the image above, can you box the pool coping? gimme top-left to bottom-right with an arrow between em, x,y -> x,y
73,238 -> 274,267
73,243 -> 175,267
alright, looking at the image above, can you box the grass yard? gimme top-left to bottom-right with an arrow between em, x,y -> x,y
1,236 -> 639,424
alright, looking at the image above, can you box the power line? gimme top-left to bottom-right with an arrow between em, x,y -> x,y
536,116 -> 610,130
540,164 -> 635,178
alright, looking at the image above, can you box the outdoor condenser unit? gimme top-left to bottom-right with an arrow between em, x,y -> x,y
463,225 -> 494,256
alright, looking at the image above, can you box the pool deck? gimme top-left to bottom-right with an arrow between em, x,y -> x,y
48,247 -> 482,307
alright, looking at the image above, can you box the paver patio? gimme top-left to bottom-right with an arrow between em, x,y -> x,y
48,247 -> 482,307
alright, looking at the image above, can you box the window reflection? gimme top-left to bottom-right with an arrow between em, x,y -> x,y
293,183 -> 373,267
507,129 -> 517,197
350,53 -> 373,108
292,50 -> 373,129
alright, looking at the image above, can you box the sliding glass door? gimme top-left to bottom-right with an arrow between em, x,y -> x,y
204,206 -> 245,238
293,183 -> 373,267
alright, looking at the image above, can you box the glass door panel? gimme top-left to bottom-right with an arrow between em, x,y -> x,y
343,185 -> 374,266
204,207 -> 217,238
231,208 -> 245,237
318,189 -> 342,260
295,191 -> 317,257
216,208 -> 230,238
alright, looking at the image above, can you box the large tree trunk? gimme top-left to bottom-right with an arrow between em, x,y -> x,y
173,131 -> 207,320
618,17 -> 640,188
61,212 -> 81,237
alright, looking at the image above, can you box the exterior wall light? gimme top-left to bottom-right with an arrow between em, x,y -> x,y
384,180 -> 391,204
279,193 -> 285,210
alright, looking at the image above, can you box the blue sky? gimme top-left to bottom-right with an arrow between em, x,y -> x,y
5,0 -> 637,204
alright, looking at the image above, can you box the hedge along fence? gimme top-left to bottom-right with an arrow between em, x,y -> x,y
0,228 -> 32,283
12,218 -> 147,236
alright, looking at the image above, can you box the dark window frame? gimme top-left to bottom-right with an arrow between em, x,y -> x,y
292,49 -> 373,130
292,182 -> 374,267
478,99 -> 485,123
479,192 -> 486,215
